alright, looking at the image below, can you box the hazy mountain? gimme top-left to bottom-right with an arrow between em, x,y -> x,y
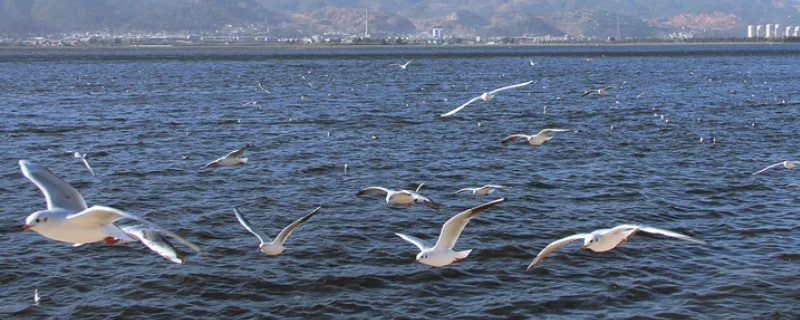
1,0 -> 799,38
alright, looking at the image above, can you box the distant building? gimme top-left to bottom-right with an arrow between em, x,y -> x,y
766,24 -> 773,38
785,26 -> 793,38
794,26 -> 800,37
432,27 -> 443,39
747,25 -> 755,38
774,24 -> 781,38
756,25 -> 763,37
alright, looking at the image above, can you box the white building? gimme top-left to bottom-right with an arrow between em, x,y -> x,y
785,26 -> 793,38
747,25 -> 755,38
794,26 -> 800,37
756,25 -> 763,37
774,24 -> 781,38
432,27 -> 443,39
766,24 -> 773,38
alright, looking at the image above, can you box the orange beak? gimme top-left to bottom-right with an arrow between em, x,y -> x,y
580,246 -> 588,251
21,225 -> 31,231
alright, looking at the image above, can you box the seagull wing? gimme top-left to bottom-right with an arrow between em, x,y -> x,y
526,234 -> 589,270
121,225 -> 184,264
538,128 -> 573,136
233,207 -> 272,245
440,95 -> 483,117
199,159 -> 219,170
396,233 -> 433,251
66,206 -> 202,254
637,225 -> 707,245
226,144 -> 250,159
274,206 -> 322,246
433,198 -> 505,250
501,134 -> 530,144
483,185 -> 509,189
79,156 -> 95,176
19,160 -> 88,212
752,162 -> 785,175
356,187 -> 391,196
581,90 -> 594,97
488,80 -> 534,94
414,180 -> 428,193
257,82 -> 271,94
454,188 -> 475,195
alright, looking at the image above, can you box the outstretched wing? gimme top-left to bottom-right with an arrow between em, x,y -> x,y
396,233 -> 433,251
122,225 -> 184,264
454,188 -> 474,195
434,198 -> 505,250
67,206 -> 202,254
501,134 -> 530,144
233,207 -> 272,245
488,80 -> 534,95
537,128 -> 574,137
440,95 -> 483,117
526,234 -> 589,270
356,187 -> 391,196
637,225 -> 707,245
752,162 -> 785,175
274,206 -> 322,246
226,144 -> 250,159
19,160 -> 87,212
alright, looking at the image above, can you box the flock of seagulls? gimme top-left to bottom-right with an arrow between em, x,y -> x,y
16,57 -> 799,308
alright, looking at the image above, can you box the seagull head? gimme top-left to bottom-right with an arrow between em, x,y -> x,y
415,252 -> 428,263
785,161 -> 796,169
480,92 -> 493,102
21,210 -> 59,232
580,235 -> 600,251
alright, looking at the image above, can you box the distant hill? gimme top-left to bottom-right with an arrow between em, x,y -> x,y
2,0 -> 799,38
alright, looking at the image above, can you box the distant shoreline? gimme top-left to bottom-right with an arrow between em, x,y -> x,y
0,40 -> 794,51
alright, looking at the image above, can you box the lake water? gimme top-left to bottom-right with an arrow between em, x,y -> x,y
2,43 -> 800,319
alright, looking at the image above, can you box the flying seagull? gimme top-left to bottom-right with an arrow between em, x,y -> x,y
356,184 -> 440,210
386,60 -> 414,69
233,206 -> 322,256
200,144 -> 249,169
581,86 -> 615,97
501,129 -> 578,145
18,160 -> 202,255
526,224 -> 705,270
396,198 -> 506,267
454,185 -> 510,196
752,160 -> 799,175
441,80 -> 534,117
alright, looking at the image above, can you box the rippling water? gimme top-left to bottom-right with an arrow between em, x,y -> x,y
2,44 -> 800,319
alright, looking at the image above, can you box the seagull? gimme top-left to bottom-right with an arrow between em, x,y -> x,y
18,160 -> 202,255
356,184 -> 440,210
396,198 -> 505,267
528,59 -> 537,66
257,81 -> 271,94
785,183 -> 800,188
526,224 -> 706,270
118,225 -> 185,264
233,206 -> 321,256
48,149 -> 95,176
501,129 -> 578,145
386,60 -> 414,69
455,185 -> 510,196
200,144 -> 249,169
33,289 -> 40,306
752,160 -> 799,175
581,86 -> 615,97
440,80 -> 534,117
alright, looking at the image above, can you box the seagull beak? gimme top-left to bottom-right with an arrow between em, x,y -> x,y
414,259 -> 420,263
580,246 -> 588,251
21,224 -> 31,231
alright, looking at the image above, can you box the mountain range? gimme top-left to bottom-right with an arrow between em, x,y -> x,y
2,0 -> 799,38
